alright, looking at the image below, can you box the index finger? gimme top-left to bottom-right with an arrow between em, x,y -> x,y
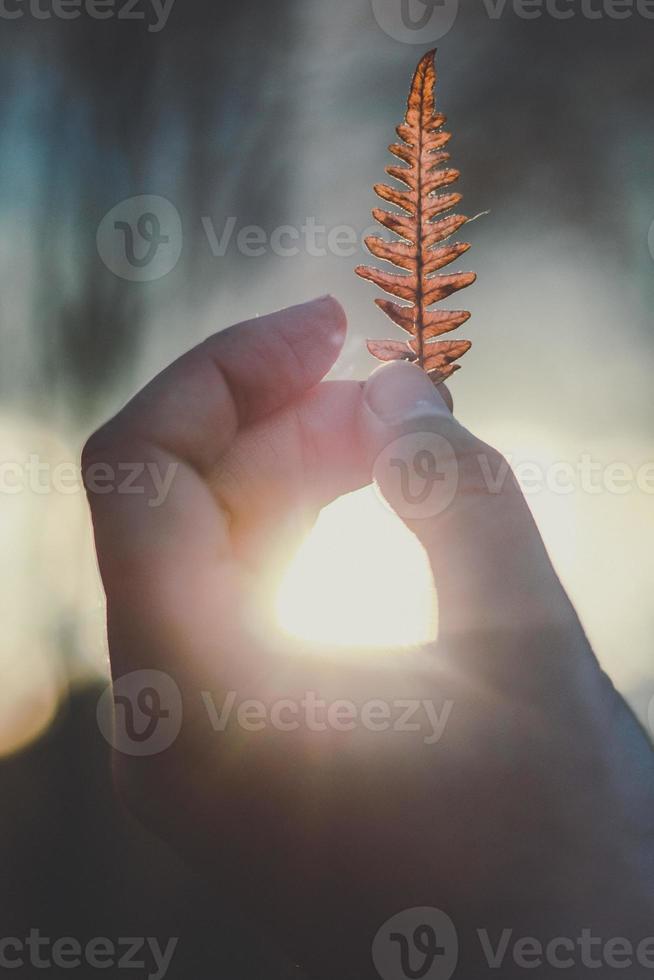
81,297 -> 348,676
83,295 -> 346,477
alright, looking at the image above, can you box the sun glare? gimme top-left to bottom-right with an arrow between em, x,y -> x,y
275,486 -> 437,648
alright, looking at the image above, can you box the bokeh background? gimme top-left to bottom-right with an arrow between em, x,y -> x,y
0,0 -> 652,973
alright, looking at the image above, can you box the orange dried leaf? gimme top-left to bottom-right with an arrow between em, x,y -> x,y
366,339 -> 416,362
386,164 -> 416,190
374,299 -> 415,334
373,183 -> 417,215
356,50 -> 476,385
423,241 -> 470,276
423,309 -> 471,338
370,208 -> 415,240
423,271 -> 476,306
364,236 -> 416,271
355,266 -> 416,302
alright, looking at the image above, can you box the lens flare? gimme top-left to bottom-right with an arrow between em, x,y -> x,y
275,486 -> 437,648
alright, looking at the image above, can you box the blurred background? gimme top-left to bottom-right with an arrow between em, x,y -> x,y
0,0 -> 652,974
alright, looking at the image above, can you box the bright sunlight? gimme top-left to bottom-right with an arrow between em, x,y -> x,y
275,486 -> 437,648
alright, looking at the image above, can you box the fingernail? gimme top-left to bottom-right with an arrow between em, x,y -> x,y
306,294 -> 334,307
363,361 -> 450,427
281,295 -> 346,347
281,294 -> 337,315
311,295 -> 347,346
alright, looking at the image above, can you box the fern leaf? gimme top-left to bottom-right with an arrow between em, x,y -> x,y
355,50 -> 476,385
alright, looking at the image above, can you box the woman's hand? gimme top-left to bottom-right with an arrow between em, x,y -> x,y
84,296 -> 654,979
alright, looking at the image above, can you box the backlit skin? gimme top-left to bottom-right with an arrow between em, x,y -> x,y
84,296 -> 654,978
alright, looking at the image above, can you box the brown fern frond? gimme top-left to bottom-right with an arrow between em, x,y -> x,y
355,50 -> 476,385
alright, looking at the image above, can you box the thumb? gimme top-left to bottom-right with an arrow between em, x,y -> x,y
360,361 -> 576,639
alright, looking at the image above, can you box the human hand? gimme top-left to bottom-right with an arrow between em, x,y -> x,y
84,296 -> 654,978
